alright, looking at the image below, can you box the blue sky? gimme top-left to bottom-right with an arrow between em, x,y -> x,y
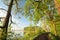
0,0 -> 31,29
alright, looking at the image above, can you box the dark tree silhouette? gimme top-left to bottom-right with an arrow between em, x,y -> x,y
1,0 -> 14,40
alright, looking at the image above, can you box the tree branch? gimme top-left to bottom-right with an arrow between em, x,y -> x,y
0,26 -> 5,28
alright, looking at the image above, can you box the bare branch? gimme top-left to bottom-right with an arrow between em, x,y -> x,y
0,8 -> 7,11
0,26 -> 5,28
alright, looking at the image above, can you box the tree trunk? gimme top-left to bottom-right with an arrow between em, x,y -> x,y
1,0 -> 13,40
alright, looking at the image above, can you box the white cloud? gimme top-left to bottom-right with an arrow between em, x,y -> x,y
0,10 -> 7,17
